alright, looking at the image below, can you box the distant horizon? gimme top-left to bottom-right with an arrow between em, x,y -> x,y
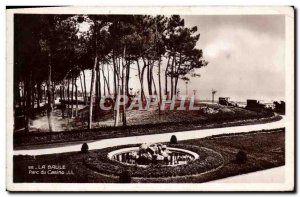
74,89 -> 285,103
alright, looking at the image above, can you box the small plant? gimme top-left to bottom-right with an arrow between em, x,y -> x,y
119,170 -> 131,183
236,150 -> 247,164
170,135 -> 177,144
81,143 -> 89,153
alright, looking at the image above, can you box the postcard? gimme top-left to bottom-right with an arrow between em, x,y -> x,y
6,6 -> 295,192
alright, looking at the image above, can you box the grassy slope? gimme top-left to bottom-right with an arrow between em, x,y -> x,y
14,104 -> 279,148
29,103 -> 266,131
13,128 -> 285,183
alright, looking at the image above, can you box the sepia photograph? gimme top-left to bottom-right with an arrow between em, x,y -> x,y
6,6 -> 295,192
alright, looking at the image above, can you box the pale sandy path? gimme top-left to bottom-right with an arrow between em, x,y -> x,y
14,116 -> 285,156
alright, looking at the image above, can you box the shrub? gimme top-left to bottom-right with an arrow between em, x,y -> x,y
119,170 -> 131,183
236,150 -> 247,164
170,135 -> 177,144
81,143 -> 89,153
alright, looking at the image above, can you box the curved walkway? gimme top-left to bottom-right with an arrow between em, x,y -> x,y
14,116 -> 285,156
209,166 -> 284,183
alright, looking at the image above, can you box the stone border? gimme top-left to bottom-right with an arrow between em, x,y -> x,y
107,146 -> 200,167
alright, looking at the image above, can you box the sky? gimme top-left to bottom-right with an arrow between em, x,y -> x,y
180,15 -> 285,102
80,15 -> 285,102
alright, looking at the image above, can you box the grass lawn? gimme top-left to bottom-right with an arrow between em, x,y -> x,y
13,128 -> 285,183
28,103 -> 260,132
14,103 -> 279,148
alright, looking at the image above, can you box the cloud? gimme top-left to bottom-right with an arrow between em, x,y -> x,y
178,15 -> 285,101
205,38 -> 233,59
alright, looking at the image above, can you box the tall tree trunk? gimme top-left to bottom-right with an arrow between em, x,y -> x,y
122,70 -> 126,126
121,68 -> 126,126
152,70 -> 157,96
170,56 -> 176,99
67,79 -> 70,118
98,68 -> 102,102
147,62 -> 153,96
175,77 -> 179,99
174,53 -> 181,99
95,66 -> 99,101
24,74 -> 32,133
158,57 -> 162,116
83,70 -> 87,105
61,84 -> 64,101
95,64 -> 101,120
126,63 -> 130,96
62,84 -> 65,101
115,84 -> 120,127
79,71 -> 84,102
59,86 -> 63,102
75,77 -> 78,117
150,63 -> 155,95
101,65 -> 110,96
52,82 -> 56,107
66,79 -> 70,130
71,76 -> 74,118
121,48 -> 127,126
114,57 -> 121,126
17,82 -> 23,110
102,67 -> 106,96
112,49 -> 117,97
31,83 -> 35,112
171,74 -> 174,99
21,82 -> 25,107
88,57 -> 98,129
46,53 -> 53,132
14,81 -> 20,112
107,66 -> 111,95
136,59 -> 145,101
118,58 -> 121,88
99,67 -> 102,103
165,57 -> 171,98
43,85 -> 47,104
112,50 -> 118,125
61,84 -> 65,119
37,82 -> 41,108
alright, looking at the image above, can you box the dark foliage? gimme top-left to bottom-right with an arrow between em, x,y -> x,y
81,143 -> 89,153
274,101 -> 285,114
119,170 -> 131,183
235,150 -> 247,164
170,135 -> 177,144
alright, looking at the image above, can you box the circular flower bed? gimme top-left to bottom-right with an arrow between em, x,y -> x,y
84,144 -> 224,178
107,144 -> 200,166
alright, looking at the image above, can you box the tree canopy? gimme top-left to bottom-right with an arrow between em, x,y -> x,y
14,14 -> 208,131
